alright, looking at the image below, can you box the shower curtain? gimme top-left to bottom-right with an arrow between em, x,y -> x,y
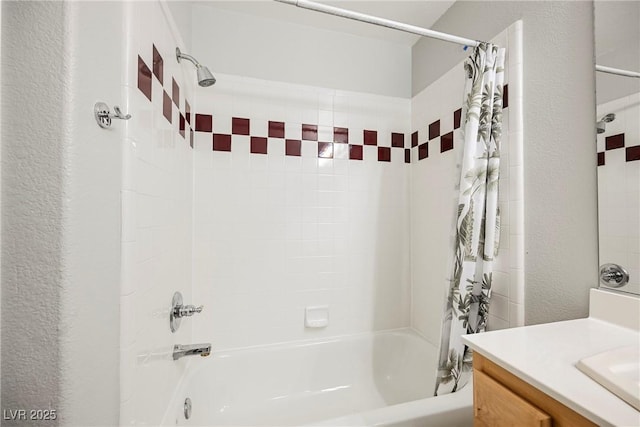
435,42 -> 505,396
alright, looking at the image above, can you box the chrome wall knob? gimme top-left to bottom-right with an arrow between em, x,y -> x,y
170,292 -> 204,332
599,263 -> 630,288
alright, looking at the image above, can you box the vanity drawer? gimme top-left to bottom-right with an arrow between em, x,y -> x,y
473,353 -> 598,427
474,368 -> 551,426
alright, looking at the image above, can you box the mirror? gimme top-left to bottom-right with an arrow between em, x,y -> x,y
594,1 -> 640,295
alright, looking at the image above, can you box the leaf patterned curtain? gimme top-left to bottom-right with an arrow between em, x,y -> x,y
435,43 -> 505,396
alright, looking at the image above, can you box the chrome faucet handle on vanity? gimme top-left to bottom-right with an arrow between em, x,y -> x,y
170,292 -> 204,332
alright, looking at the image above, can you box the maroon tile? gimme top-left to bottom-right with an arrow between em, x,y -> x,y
378,147 -> 391,162
233,117 -> 250,135
503,84 -> 509,108
364,130 -> 377,146
349,144 -> 363,160
251,136 -> 268,154
162,90 -> 172,123
269,121 -> 285,138
179,114 -> 185,138
404,148 -> 411,164
318,142 -> 333,159
606,133 -> 625,150
391,133 -> 404,148
185,100 -> 191,125
213,133 -> 231,152
172,77 -> 180,107
195,114 -> 212,132
597,152 -> 604,166
411,131 -> 419,148
152,45 -> 163,85
334,127 -> 349,143
429,120 -> 440,140
190,129 -> 194,149
285,139 -> 301,156
302,124 -> 318,141
137,56 -> 152,101
441,131 -> 454,152
454,108 -> 462,129
418,142 -> 429,160
627,146 -> 640,162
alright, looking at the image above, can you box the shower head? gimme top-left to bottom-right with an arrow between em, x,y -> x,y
176,47 -> 216,87
596,113 -> 616,134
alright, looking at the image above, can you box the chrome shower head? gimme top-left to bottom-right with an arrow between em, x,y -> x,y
596,113 -> 615,134
176,47 -> 216,87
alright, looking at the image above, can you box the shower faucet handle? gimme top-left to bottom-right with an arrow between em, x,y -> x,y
175,304 -> 204,318
170,292 -> 204,332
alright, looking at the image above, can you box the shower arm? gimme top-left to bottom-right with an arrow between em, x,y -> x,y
176,49 -> 202,68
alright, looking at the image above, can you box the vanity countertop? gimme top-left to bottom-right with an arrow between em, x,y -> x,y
462,290 -> 640,427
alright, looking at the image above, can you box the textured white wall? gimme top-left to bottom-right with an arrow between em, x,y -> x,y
190,3 -> 411,98
1,1 -> 121,425
413,1 -> 598,325
2,2 -> 67,422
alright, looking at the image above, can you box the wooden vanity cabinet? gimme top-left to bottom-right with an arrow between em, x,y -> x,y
472,353 -> 598,427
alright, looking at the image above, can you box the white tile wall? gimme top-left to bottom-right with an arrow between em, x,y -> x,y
192,74 -> 411,350
122,7 -> 525,422
410,22 -> 525,344
597,91 -> 640,294
120,2 -> 195,426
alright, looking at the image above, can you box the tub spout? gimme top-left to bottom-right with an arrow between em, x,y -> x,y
173,343 -> 212,361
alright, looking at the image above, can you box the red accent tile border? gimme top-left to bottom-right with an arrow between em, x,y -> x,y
418,142 -> 428,160
349,144 -> 363,160
378,147 -> 391,162
172,78 -> 180,107
453,108 -> 462,130
179,114 -> 185,138
137,56 -> 152,102
334,127 -> 348,143
429,120 -> 440,140
318,142 -> 333,159
503,84 -> 509,108
269,121 -> 285,138
302,124 -> 318,141
597,152 -> 604,166
162,90 -> 172,123
185,100 -> 191,125
391,133 -> 404,148
405,149 -> 411,164
152,45 -> 163,85
286,139 -> 301,156
233,117 -> 250,135
627,146 -> 640,162
213,133 -> 231,152
606,133 -> 625,150
195,114 -> 212,132
251,137 -> 268,154
441,131 -> 454,152
364,130 -> 377,146
411,131 -> 418,148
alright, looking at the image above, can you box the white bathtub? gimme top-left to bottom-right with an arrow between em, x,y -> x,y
162,329 -> 472,426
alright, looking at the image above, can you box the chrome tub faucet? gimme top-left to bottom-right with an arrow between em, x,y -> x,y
173,343 -> 212,361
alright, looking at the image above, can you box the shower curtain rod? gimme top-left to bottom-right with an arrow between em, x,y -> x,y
274,0 -> 482,47
596,65 -> 640,79
276,0 -> 640,79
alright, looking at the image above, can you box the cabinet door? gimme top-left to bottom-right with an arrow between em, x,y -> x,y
474,369 -> 552,427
